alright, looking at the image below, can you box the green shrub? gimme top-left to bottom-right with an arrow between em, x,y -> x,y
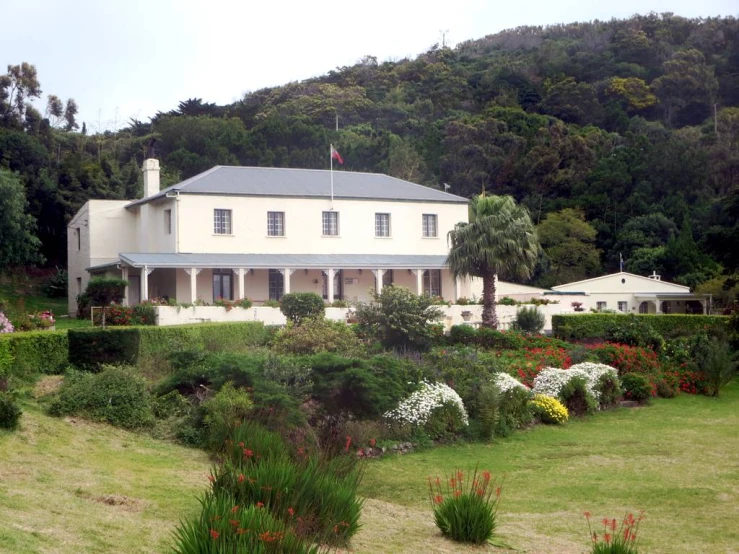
553,314 -> 728,341
594,372 -> 623,408
558,376 -> 598,416
272,318 -> 365,357
0,391 -> 22,430
476,382 -> 500,442
693,336 -> 736,397
428,467 -> 503,544
49,366 -> 154,428
355,285 -> 443,350
85,277 -> 128,306
202,382 -> 254,450
280,292 -> 326,325
620,373 -> 653,403
449,324 -> 477,345
510,306 -> 545,335
68,322 -> 270,376
475,327 -> 525,350
151,390 -> 191,419
604,314 -> 664,351
496,386 -> 533,436
310,353 -> 421,420
0,331 -> 68,381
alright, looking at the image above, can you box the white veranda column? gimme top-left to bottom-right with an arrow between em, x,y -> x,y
279,269 -> 295,296
453,275 -> 461,302
142,266 -> 154,301
121,266 -> 129,307
233,268 -> 245,300
372,269 -> 385,295
323,269 -> 335,303
413,269 -> 424,295
184,268 -> 201,303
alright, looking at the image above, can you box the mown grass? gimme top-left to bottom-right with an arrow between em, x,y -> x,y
358,381 -> 739,553
0,401 -> 210,553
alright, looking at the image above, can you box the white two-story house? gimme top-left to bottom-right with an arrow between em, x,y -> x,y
67,159 -> 474,314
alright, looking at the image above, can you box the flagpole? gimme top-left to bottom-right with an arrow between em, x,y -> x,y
330,145 -> 334,210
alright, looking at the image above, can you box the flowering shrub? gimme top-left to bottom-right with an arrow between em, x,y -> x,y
532,368 -> 599,415
384,381 -> 469,439
587,343 -> 659,376
29,310 -> 55,329
674,370 -> 708,395
529,394 -> 568,424
0,312 -> 14,333
492,372 -> 528,394
569,363 -> 622,408
496,346 -> 572,387
427,468 -> 503,544
584,511 -> 644,554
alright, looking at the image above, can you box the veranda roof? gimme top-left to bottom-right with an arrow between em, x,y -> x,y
118,252 -> 449,270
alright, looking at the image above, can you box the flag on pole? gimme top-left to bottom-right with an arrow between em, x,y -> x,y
330,144 -> 343,164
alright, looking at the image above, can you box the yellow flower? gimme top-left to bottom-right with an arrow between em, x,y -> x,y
530,394 -> 568,424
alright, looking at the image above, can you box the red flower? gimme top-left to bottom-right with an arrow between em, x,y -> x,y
243,448 -> 254,458
434,495 -> 443,505
232,505 -> 240,513
237,474 -> 245,483
256,501 -> 264,508
287,507 -> 295,517
210,529 -> 219,540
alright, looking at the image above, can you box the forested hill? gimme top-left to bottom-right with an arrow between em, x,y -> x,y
1,13 -> 738,295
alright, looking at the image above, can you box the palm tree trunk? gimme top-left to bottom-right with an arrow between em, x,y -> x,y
481,271 -> 499,329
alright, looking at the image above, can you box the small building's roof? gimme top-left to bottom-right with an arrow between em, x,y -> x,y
127,166 -> 468,207
552,271 -> 690,293
119,252 -> 449,269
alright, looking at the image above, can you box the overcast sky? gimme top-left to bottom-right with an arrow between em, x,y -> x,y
2,0 -> 736,130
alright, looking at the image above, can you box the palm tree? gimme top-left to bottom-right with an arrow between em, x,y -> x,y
447,195 -> 540,328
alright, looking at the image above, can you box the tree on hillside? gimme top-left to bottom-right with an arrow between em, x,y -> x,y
0,169 -> 43,267
537,208 -> 601,287
447,195 -> 540,328
0,63 -> 41,129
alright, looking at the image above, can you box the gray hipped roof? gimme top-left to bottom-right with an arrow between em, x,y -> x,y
119,252 -> 449,269
127,166 -> 468,207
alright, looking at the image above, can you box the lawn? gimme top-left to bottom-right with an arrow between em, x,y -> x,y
357,381 -> 739,553
0,399 -> 210,554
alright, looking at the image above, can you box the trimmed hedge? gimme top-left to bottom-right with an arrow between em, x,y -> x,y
552,314 -> 729,341
0,331 -> 69,381
68,322 -> 271,378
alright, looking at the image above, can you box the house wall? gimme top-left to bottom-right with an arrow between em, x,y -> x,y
67,200 -> 137,315
175,195 -> 467,256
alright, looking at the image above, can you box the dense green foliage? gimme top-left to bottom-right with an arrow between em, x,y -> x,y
271,318 -> 365,357
510,306 -> 546,334
0,330 -> 68,381
67,322 -> 270,375
3,14 -> 739,291
0,391 -> 22,430
49,366 -> 154,428
279,293 -> 325,325
355,285 -> 443,349
553,313 -> 728,340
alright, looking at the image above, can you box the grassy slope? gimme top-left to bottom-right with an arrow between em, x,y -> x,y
0,403 -> 210,554
0,282 -> 90,330
358,382 -> 739,553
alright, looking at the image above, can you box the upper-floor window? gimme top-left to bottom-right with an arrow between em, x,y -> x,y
214,209 -> 232,234
267,211 -> 285,236
164,209 -> 172,235
375,213 -> 391,237
422,214 -> 438,237
423,270 -> 441,297
322,211 -> 339,236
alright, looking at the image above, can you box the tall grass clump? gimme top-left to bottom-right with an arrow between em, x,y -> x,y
427,467 -> 503,544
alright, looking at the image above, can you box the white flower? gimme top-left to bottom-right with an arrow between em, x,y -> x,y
532,363 -> 617,403
492,372 -> 529,394
384,381 -> 469,427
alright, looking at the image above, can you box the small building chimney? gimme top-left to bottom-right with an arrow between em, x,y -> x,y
142,158 -> 160,198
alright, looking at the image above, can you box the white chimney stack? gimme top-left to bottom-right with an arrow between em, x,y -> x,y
142,158 -> 160,198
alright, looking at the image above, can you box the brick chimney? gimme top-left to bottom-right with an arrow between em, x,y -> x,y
142,158 -> 160,198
